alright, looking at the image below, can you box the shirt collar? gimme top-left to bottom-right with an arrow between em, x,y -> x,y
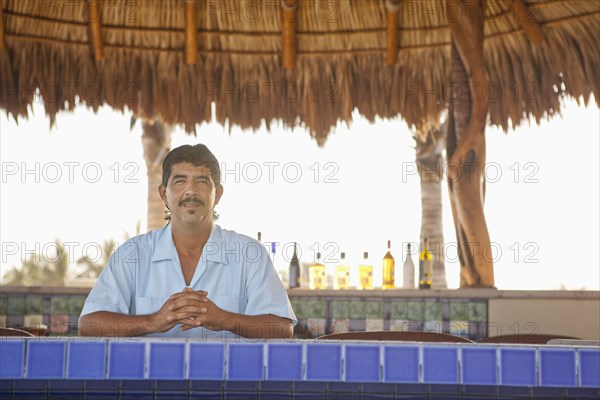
151,223 -> 227,265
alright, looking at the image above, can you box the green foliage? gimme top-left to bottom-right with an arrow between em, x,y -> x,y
2,240 -> 69,286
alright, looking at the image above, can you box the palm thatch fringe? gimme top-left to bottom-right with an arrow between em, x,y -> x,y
0,0 -> 597,144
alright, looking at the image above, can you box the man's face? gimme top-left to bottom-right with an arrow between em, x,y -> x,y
159,162 -> 223,228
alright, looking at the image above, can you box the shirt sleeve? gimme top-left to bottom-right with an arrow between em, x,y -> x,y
80,239 -> 139,317
243,246 -> 297,326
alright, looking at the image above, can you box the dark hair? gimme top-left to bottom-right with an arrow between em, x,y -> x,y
161,144 -> 221,188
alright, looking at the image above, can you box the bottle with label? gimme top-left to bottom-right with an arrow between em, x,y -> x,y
419,238 -> 433,289
309,252 -> 326,290
358,251 -> 373,290
289,242 -> 300,289
382,240 -> 395,289
334,252 -> 350,290
403,243 -> 416,289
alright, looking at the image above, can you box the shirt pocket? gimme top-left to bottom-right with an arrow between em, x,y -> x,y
134,296 -> 169,316
211,295 -> 242,314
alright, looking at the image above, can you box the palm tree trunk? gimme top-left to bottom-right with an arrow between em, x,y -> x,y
142,120 -> 173,231
416,126 -> 447,288
446,0 -> 494,287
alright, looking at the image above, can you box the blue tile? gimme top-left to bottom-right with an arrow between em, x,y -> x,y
306,343 -> 342,381
345,345 -> 380,383
149,342 -> 185,380
107,342 -> 145,379
227,343 -> 264,381
267,343 -> 302,381
423,346 -> 459,384
383,345 -> 419,383
188,343 -> 225,380
0,340 -> 25,379
539,348 -> 576,387
462,347 -> 497,385
500,347 -> 536,386
26,341 -> 66,379
579,349 -> 600,388
67,341 -> 106,379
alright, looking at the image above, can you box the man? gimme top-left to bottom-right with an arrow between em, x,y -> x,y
79,144 -> 296,339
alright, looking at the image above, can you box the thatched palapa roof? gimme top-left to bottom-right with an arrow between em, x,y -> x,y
1,0 -> 598,144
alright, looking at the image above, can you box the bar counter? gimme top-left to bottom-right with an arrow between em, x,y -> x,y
1,337 -> 599,399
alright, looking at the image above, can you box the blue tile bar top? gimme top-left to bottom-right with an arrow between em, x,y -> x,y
26,340 -> 66,379
107,341 -> 146,380
0,337 -> 599,395
67,340 -> 106,379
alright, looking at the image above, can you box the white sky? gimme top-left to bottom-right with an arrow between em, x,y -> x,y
1,98 -> 598,290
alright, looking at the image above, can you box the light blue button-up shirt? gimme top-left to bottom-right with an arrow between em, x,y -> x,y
80,224 -> 297,339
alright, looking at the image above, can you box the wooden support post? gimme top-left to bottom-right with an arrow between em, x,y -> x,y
281,0 -> 297,71
87,0 -> 105,61
0,0 -> 5,50
386,0 -> 400,65
185,0 -> 198,65
446,0 -> 494,288
510,0 -> 545,45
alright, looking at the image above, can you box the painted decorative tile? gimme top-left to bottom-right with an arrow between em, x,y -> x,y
6,315 -> 24,327
402,321 -> 424,331
423,320 -> 443,333
51,296 -> 70,314
25,296 -> 43,314
366,319 -> 384,331
330,319 -> 349,334
425,301 -> 442,320
448,321 -> 469,337
306,318 -> 327,337
469,322 -> 488,341
349,319 -> 366,332
291,300 -> 306,319
407,301 -> 425,321
390,319 -> 410,331
366,302 -> 382,319
50,314 -> 70,334
307,300 -> 326,318
390,301 -> 408,320
349,301 -> 366,319
23,314 -> 44,327
468,302 -> 487,322
450,302 -> 468,321
69,297 -> 86,316
7,296 -> 25,316
0,295 -> 7,314
332,301 -> 349,319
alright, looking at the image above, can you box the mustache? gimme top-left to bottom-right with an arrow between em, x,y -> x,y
179,197 -> 205,207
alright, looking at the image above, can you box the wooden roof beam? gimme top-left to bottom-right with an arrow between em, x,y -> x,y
281,0 -> 297,71
509,0 -> 545,45
386,0 -> 401,65
87,0 -> 104,61
185,0 -> 198,65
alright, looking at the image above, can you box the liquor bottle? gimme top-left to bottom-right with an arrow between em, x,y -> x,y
309,252 -> 326,290
382,240 -> 395,289
358,251 -> 373,290
334,252 -> 350,290
403,243 -> 416,289
418,238 -> 433,289
289,242 -> 300,289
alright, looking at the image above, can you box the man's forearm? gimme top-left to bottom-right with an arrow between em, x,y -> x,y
78,311 -> 157,337
223,313 -> 294,339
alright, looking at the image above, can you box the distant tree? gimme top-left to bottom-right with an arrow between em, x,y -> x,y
75,220 -> 141,279
1,240 -> 69,286
75,239 -> 118,279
